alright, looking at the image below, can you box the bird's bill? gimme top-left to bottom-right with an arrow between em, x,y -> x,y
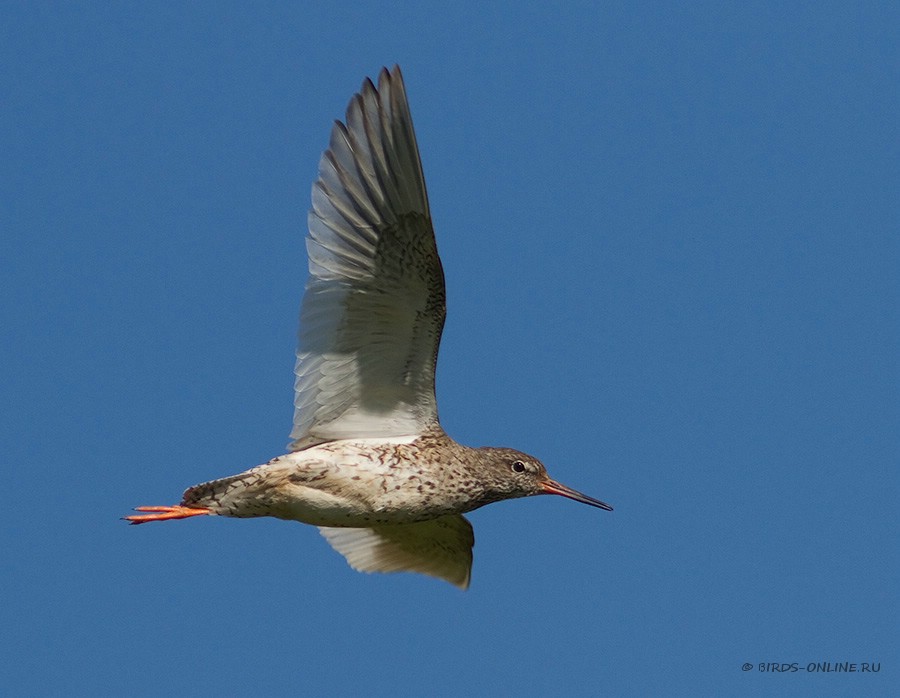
540,479 -> 613,511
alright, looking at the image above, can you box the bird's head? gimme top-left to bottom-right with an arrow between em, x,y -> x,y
477,447 -> 613,511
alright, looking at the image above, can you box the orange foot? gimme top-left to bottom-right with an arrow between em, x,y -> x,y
125,505 -> 211,525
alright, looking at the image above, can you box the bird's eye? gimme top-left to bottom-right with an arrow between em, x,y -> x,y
511,460 -> 526,473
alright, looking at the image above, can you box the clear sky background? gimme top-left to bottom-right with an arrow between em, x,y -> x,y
2,3 -> 897,696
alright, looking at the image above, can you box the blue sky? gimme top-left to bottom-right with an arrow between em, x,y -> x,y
2,2 -> 897,696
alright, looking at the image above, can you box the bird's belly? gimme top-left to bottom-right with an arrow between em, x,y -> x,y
257,479 -> 464,527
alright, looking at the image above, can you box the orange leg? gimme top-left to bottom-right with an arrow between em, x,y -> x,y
125,505 -> 211,524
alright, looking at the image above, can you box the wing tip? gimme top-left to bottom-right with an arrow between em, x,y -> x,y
318,516 -> 474,590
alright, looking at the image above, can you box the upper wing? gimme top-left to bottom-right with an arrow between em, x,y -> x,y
318,514 -> 474,589
290,66 -> 445,450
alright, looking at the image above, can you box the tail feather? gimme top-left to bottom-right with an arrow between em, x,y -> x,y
181,468 -> 266,512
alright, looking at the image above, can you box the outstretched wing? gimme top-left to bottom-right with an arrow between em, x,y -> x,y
290,65 -> 445,451
318,514 -> 474,589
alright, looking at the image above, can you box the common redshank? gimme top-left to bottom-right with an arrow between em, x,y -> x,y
127,65 -> 612,589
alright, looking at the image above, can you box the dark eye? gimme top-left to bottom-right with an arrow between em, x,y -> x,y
511,460 -> 526,473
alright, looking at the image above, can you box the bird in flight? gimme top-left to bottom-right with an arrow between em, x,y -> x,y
127,66 -> 612,588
